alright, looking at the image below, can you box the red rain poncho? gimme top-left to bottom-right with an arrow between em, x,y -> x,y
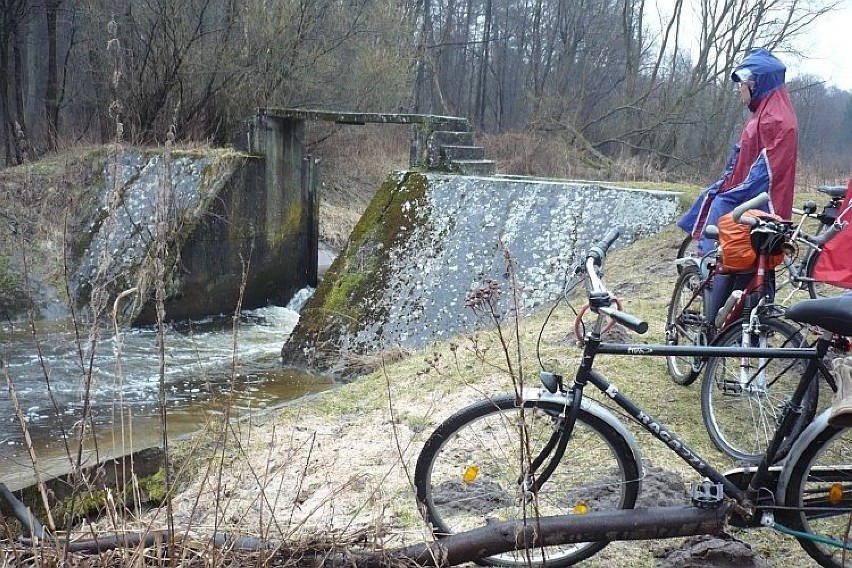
679,48 -> 798,254
812,179 -> 852,289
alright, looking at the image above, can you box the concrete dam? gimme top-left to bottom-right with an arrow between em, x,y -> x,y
281,171 -> 680,374
65,109 -> 680,366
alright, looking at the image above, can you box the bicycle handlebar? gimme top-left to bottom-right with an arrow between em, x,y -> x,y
803,220 -> 848,247
583,229 -> 649,335
732,192 -> 771,225
599,306 -> 649,334
587,228 -> 620,267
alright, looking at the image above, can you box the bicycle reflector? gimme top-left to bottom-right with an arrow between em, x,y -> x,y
829,482 -> 844,505
462,465 -> 480,484
572,500 -> 589,514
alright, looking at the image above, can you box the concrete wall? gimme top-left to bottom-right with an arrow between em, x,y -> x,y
72,143 -> 318,324
282,172 -> 681,374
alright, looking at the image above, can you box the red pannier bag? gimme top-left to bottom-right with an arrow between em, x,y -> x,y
717,209 -> 786,272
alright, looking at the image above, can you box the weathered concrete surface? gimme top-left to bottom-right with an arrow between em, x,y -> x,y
71,148 -> 316,324
281,172 -> 680,374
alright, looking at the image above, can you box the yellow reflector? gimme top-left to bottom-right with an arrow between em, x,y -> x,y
462,465 -> 479,484
573,501 -> 589,515
829,483 -> 844,506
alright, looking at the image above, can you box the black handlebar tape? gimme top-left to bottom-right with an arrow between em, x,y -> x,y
732,192 -> 770,224
588,228 -> 620,266
599,306 -> 649,334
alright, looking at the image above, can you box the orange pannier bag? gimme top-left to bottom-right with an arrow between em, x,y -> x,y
717,209 -> 786,272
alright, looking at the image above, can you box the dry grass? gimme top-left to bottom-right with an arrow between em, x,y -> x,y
41,224 -> 814,567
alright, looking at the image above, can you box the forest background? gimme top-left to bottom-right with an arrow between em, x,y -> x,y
0,0 -> 850,185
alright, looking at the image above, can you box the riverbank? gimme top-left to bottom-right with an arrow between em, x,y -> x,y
72,224 -> 813,567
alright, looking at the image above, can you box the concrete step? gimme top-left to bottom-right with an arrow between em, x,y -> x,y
454,159 -> 497,176
430,130 -> 475,147
442,145 -> 486,161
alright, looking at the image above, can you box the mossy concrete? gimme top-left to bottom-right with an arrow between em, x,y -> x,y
282,172 -> 681,375
70,146 -> 318,324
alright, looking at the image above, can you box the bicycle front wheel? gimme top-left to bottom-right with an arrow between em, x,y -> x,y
676,235 -> 698,274
784,425 -> 852,568
804,249 -> 851,299
665,266 -> 706,385
413,395 -> 641,567
701,318 -> 817,463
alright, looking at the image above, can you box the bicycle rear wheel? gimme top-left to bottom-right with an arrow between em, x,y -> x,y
665,266 -> 706,385
701,317 -> 817,463
805,249 -> 851,299
413,395 -> 641,567
784,425 -> 852,568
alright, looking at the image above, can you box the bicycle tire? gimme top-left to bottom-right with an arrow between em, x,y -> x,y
413,395 -> 641,568
676,236 -> 698,275
804,249 -> 851,300
700,317 -> 817,463
783,425 -> 852,568
665,266 -> 706,385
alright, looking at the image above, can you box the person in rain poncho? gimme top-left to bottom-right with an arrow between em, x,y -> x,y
678,47 -> 798,319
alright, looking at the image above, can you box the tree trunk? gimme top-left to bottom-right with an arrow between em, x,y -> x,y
13,26 -> 27,160
44,0 -> 60,151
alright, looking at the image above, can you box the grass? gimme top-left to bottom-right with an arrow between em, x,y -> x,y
104,222 -> 815,567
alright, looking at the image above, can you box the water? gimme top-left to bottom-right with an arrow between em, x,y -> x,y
0,288 -> 334,490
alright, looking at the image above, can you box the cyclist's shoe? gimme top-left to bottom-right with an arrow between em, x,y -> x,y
829,356 -> 852,427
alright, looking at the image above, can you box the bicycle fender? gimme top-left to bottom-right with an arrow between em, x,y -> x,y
523,387 -> 644,476
675,256 -> 700,270
776,408 -> 836,503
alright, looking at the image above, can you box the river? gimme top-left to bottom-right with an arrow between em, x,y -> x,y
0,287 -> 335,491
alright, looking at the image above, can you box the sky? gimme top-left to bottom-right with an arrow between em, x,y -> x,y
789,2 -> 852,91
646,1 -> 852,92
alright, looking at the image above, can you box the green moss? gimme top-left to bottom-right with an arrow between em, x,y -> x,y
53,489 -> 110,525
138,467 -> 169,504
294,172 -> 428,343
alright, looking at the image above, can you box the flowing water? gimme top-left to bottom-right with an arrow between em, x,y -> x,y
0,288 -> 334,491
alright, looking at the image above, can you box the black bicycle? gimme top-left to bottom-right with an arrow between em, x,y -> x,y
414,229 -> 852,568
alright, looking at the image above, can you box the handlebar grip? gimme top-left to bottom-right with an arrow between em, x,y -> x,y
587,228 -> 620,266
732,192 -> 770,224
808,221 -> 847,247
598,306 -> 649,335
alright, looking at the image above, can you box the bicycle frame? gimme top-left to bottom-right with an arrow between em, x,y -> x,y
545,320 -> 829,522
675,244 -> 777,343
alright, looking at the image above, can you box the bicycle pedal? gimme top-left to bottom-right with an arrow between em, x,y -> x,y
691,482 -> 724,509
721,380 -> 742,395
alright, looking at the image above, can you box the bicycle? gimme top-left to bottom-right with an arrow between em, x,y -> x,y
677,184 -> 850,300
414,228 -> 852,568
665,192 -> 842,388
777,185 -> 851,301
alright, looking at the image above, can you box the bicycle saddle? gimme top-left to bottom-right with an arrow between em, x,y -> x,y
785,294 -> 852,336
818,185 -> 848,199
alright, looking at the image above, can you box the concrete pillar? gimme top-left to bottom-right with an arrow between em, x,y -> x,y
302,155 -> 320,286
264,116 -> 305,248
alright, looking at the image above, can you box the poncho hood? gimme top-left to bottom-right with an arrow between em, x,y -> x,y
732,47 -> 786,107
